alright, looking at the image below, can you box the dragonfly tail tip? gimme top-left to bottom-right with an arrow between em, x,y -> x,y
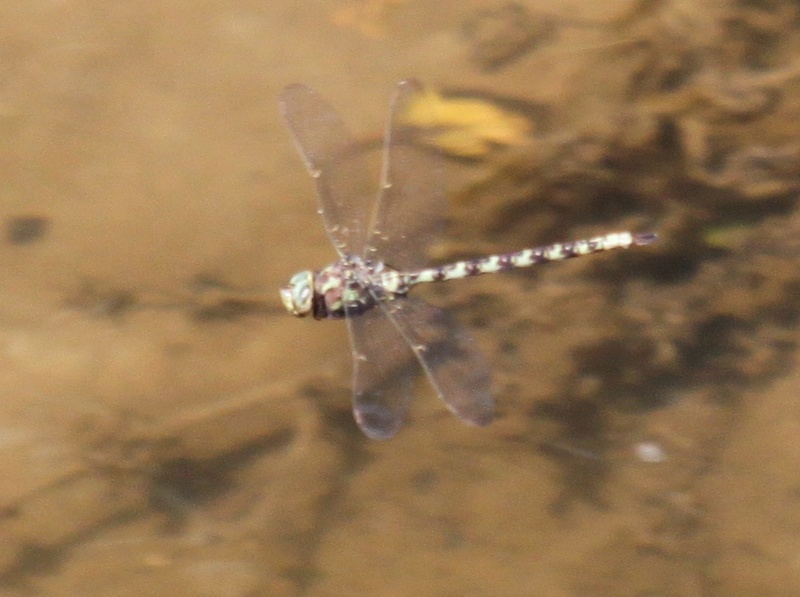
633,232 -> 658,246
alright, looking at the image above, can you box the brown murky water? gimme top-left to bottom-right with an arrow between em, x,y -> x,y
2,0 -> 800,595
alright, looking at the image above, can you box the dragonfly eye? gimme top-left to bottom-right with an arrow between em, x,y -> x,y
279,270 -> 314,317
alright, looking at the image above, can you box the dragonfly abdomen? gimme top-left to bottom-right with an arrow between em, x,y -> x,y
404,231 -> 656,287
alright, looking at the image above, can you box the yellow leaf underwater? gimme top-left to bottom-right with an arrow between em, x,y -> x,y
401,88 -> 533,158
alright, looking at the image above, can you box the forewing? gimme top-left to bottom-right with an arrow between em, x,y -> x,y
382,297 -> 494,427
366,79 -> 446,269
345,305 -> 417,439
279,84 -> 375,256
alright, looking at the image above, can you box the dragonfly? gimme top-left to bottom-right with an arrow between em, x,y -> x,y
278,79 -> 655,439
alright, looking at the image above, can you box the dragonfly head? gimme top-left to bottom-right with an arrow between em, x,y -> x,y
280,270 -> 314,317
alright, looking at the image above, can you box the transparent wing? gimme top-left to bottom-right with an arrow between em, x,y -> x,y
279,84 -> 376,256
382,297 -> 494,427
346,305 -> 417,439
366,79 -> 447,270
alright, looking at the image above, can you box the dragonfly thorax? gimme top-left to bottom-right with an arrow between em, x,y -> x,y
282,257 -> 409,320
